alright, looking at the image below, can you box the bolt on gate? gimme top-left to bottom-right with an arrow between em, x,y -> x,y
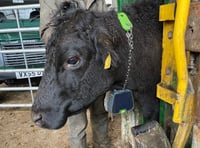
0,4 -> 46,108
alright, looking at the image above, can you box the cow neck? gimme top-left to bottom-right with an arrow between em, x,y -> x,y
117,12 -> 135,89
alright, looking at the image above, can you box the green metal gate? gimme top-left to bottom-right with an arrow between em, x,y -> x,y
117,0 -> 136,11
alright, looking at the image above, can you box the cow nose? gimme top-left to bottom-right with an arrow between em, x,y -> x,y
32,112 -> 43,126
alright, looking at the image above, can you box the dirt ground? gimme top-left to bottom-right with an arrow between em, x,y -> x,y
0,83 -> 122,148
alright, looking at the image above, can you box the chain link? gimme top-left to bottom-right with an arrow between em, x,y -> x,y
123,29 -> 134,89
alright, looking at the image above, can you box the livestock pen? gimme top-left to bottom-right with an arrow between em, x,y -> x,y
0,0 -> 200,147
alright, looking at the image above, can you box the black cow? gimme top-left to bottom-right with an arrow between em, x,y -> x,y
32,1 -> 162,129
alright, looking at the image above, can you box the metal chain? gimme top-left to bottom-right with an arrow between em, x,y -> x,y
123,29 -> 134,89
122,29 -> 135,144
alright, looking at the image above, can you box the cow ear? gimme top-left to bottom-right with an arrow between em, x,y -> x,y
94,33 -> 119,69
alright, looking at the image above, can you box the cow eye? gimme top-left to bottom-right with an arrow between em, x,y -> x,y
67,56 -> 80,65
64,56 -> 80,69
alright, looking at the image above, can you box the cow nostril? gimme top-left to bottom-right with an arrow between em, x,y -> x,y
32,112 -> 42,123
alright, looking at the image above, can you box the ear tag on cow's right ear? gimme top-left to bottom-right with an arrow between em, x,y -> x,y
104,52 -> 111,69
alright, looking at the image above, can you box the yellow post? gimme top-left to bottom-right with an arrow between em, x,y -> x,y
157,1 -> 195,147
172,0 -> 190,123
172,2 -> 195,146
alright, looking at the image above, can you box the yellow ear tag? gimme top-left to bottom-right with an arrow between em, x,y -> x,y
104,53 -> 111,69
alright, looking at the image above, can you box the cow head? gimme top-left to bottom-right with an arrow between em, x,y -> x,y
31,9 -> 125,129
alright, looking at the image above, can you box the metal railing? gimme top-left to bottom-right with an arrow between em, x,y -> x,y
0,4 -> 44,108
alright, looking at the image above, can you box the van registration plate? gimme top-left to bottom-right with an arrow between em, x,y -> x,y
15,71 -> 43,79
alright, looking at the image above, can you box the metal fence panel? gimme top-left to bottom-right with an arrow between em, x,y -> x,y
0,4 -> 44,108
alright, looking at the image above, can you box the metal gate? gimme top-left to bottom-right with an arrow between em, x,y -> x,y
0,4 -> 45,108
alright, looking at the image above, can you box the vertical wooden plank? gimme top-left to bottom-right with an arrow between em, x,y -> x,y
192,55 -> 200,148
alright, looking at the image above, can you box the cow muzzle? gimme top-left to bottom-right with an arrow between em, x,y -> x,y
31,102 -> 69,129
